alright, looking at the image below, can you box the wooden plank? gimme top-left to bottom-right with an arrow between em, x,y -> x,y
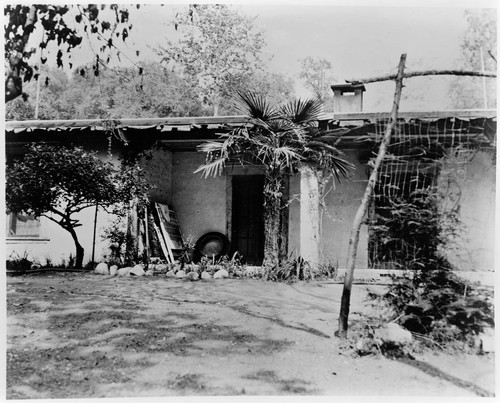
156,203 -> 184,250
152,221 -> 171,264
154,204 -> 175,263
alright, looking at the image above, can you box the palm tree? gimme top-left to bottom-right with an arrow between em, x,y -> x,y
195,92 -> 353,277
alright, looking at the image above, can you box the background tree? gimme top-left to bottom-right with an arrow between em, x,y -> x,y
6,143 -> 149,269
157,4 -> 266,116
449,8 -> 497,109
195,93 -> 353,273
5,62 -> 207,120
299,56 -> 336,110
4,4 -> 138,102
217,71 -> 297,116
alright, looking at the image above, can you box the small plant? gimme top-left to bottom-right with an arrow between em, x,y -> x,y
68,254 -> 75,268
6,251 -> 33,272
178,234 -> 196,268
196,252 -> 245,277
102,216 -> 136,266
266,253 -> 313,283
317,258 -> 339,280
218,252 -> 245,277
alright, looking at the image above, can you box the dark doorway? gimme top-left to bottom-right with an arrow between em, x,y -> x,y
231,175 -> 265,265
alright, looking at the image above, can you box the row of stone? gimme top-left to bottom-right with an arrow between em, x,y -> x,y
93,262 -> 230,279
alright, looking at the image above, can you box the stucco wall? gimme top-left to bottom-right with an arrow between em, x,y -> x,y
171,151 -> 227,242
288,150 -> 369,269
440,150 -> 496,271
6,205 -> 118,267
319,149 -> 369,269
6,146 -> 494,272
142,147 -> 172,205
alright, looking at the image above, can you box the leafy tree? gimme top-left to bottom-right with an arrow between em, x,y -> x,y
6,143 -> 149,269
195,93 -> 353,274
5,66 -> 75,120
100,62 -> 206,118
449,8 -> 497,108
157,4 -> 266,116
5,62 -> 207,120
4,4 -> 137,102
221,71 -> 296,115
299,56 -> 336,108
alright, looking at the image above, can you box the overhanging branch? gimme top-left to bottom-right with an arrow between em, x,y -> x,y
347,69 -> 497,85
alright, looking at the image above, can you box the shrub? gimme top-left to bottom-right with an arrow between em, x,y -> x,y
6,251 -> 33,272
373,269 -> 494,348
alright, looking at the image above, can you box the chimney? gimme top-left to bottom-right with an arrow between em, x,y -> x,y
331,83 -> 366,113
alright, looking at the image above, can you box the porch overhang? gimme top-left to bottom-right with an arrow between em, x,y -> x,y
5,109 -> 497,151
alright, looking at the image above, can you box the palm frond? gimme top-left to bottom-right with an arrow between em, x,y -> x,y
305,140 -> 342,156
235,91 -> 280,122
194,157 -> 227,178
273,146 -> 303,169
196,141 -> 225,154
321,154 -> 355,183
280,97 -> 324,126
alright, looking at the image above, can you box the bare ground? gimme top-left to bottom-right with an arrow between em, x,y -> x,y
6,272 -> 495,398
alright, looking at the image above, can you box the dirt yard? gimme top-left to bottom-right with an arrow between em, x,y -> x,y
6,272 -> 495,398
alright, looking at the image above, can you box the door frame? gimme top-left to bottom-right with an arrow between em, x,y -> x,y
225,166 -> 290,264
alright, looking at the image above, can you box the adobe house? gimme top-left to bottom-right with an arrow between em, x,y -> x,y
5,86 -> 496,274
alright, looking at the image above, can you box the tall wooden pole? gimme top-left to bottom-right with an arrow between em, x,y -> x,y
91,204 -> 98,266
480,47 -> 488,109
336,54 -> 407,339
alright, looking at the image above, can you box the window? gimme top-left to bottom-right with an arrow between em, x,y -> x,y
6,213 -> 41,238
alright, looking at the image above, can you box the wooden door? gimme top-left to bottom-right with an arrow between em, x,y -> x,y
231,175 -> 265,265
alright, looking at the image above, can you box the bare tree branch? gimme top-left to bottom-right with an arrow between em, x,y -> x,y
337,53 -> 407,339
487,50 -> 497,65
347,69 -> 496,85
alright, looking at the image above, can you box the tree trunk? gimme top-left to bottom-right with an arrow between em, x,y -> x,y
65,225 -> 85,270
337,54 -> 407,339
278,176 -> 289,262
263,173 -> 284,276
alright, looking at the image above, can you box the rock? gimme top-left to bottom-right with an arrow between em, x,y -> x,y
130,270 -> 144,277
201,271 -> 212,280
155,264 -> 168,272
186,271 -> 199,281
213,269 -> 229,279
109,265 -> 118,276
375,323 -> 412,345
129,264 -> 145,276
166,270 -> 176,278
176,270 -> 187,278
145,270 -> 154,276
117,267 -> 132,276
94,262 -> 109,275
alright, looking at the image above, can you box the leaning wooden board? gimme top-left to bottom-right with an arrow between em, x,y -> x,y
155,203 -> 184,251
152,221 -> 172,264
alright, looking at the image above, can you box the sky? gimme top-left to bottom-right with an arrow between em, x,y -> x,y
22,0 -> 498,112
